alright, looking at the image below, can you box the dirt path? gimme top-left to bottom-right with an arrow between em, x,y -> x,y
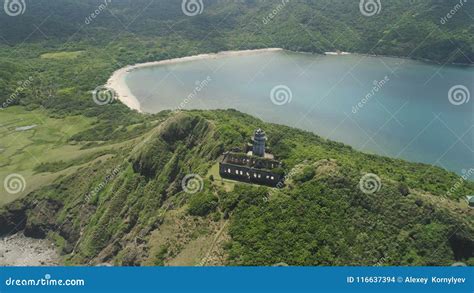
199,220 -> 228,266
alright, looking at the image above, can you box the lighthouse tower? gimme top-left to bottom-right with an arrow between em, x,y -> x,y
252,129 -> 266,157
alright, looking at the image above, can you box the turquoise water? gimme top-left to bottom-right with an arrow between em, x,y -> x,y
125,51 -> 473,175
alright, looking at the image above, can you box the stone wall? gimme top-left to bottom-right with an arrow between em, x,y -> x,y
219,162 -> 283,187
222,152 -> 280,169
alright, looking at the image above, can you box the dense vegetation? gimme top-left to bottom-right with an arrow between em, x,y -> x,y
1,0 -> 472,62
1,111 -> 473,266
0,0 -> 473,266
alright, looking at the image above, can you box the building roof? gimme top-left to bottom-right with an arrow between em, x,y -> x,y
253,128 -> 267,140
255,128 -> 264,135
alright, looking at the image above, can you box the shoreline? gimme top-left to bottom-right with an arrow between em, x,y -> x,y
106,47 -> 473,113
106,48 -> 284,113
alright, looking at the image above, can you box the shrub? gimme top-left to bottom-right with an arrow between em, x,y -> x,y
188,192 -> 218,216
398,183 -> 410,196
293,166 -> 316,183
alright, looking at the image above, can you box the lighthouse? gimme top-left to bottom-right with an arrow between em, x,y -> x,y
219,128 -> 284,187
252,129 -> 266,157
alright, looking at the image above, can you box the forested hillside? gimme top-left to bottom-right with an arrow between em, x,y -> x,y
0,0 -> 473,266
1,0 -> 473,60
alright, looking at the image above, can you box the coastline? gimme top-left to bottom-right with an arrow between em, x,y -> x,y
107,47 -> 473,113
106,48 -> 284,113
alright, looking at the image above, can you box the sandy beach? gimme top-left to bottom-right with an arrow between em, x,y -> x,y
324,51 -> 351,55
106,48 -> 284,112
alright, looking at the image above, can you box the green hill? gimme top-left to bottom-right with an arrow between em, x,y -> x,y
1,110 -> 473,266
0,0 -> 472,63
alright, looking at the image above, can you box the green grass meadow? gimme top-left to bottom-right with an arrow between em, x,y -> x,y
0,107 -> 95,205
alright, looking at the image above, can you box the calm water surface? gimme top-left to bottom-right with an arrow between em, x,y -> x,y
126,51 -> 473,175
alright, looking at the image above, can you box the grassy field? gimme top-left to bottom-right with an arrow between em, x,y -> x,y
0,107 -> 96,205
40,51 -> 85,60
0,106 -> 161,207
206,162 -> 235,192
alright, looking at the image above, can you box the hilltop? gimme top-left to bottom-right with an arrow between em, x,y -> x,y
1,110 -> 473,266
